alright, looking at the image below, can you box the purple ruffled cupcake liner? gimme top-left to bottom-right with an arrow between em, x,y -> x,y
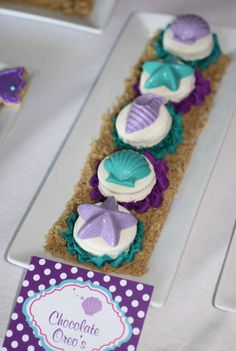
132,70 -> 211,115
89,151 -> 169,214
172,71 -> 211,114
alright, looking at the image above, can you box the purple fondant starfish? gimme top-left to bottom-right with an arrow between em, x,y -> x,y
0,67 -> 27,105
77,197 -> 137,247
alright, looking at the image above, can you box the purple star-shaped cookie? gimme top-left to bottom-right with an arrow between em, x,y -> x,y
77,197 -> 137,247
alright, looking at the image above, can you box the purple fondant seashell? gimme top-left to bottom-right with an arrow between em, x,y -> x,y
81,297 -> 102,316
126,94 -> 165,133
171,15 -> 210,44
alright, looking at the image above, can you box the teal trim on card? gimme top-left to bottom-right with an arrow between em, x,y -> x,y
22,279 -> 132,351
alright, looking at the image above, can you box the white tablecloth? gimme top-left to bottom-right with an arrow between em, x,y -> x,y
1,1 -> 236,350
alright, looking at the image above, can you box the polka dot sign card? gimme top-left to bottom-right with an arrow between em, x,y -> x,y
2,256 -> 153,351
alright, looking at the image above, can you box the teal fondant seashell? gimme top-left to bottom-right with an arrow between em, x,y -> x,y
104,150 -> 151,187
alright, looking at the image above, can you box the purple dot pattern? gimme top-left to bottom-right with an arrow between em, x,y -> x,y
3,256 -> 153,351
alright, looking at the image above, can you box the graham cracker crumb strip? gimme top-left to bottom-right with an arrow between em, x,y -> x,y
45,32 -> 230,276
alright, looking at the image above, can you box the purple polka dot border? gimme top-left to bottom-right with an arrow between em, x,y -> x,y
3,256 -> 154,351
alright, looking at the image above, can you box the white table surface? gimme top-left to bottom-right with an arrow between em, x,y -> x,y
1,1 -> 236,350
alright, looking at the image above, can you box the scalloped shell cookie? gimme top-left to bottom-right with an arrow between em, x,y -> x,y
163,14 -> 214,61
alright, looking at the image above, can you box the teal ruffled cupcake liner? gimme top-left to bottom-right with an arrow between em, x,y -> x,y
112,103 -> 183,160
61,212 -> 144,268
154,30 -> 221,70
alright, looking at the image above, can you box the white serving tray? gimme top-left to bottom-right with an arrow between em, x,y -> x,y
214,221 -> 236,312
7,13 -> 236,307
0,0 -> 115,33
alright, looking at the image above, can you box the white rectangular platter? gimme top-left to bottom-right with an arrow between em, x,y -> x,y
214,221 -> 236,312
7,13 -> 236,307
0,0 -> 115,33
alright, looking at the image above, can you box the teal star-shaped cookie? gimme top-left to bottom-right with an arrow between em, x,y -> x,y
143,61 -> 194,91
